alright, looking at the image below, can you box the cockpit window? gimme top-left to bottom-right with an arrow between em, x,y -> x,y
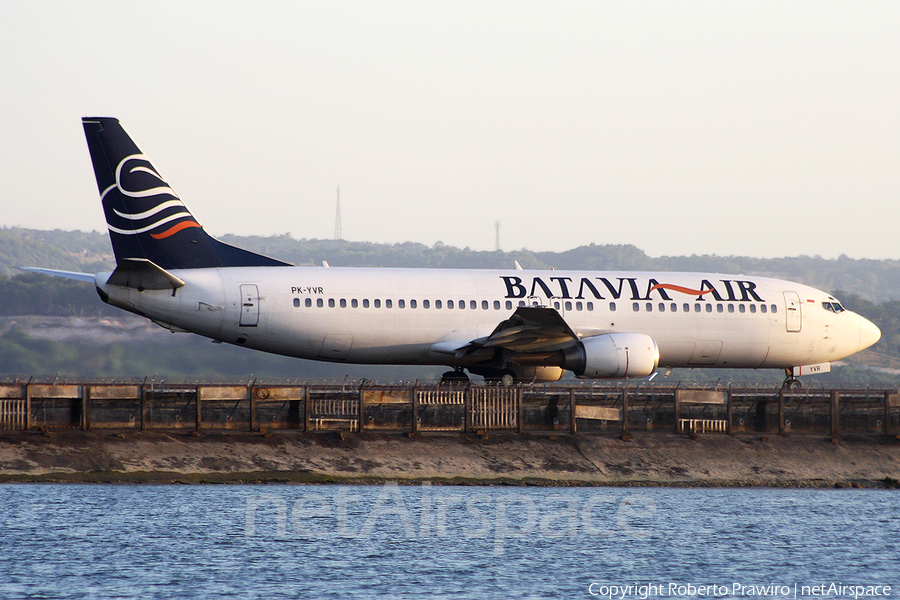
822,301 -> 845,313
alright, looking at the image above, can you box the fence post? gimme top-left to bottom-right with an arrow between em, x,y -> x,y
517,387 -> 524,434
885,392 -> 892,437
464,387 -> 472,433
82,386 -> 91,432
569,389 -> 576,434
358,383 -> 366,432
303,386 -> 311,432
411,385 -> 418,435
778,388 -> 785,435
621,388 -> 629,436
196,386 -> 203,432
140,385 -> 148,431
249,386 -> 257,432
25,383 -> 32,430
674,392 -> 682,434
726,389 -> 733,435
830,390 -> 840,439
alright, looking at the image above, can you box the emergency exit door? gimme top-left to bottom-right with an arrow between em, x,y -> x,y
240,284 -> 259,327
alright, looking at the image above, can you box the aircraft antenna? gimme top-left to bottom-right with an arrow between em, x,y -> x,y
334,186 -> 343,240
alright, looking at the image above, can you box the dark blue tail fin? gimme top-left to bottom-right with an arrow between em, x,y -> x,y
82,117 -> 290,269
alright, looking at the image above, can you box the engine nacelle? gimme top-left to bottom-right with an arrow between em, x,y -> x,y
511,365 -> 565,383
563,333 -> 660,379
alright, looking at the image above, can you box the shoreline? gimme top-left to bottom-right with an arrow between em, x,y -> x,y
2,429 -> 900,488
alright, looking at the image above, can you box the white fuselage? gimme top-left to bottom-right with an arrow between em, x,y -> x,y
95,266 -> 880,372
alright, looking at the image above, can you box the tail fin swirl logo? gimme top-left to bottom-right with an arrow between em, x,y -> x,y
103,154 -> 201,239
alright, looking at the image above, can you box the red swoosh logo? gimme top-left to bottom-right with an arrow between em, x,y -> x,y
150,220 -> 201,239
649,283 -> 716,296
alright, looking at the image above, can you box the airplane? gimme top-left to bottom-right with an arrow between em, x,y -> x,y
23,117 -> 881,388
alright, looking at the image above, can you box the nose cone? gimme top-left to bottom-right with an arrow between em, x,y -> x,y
858,315 -> 881,352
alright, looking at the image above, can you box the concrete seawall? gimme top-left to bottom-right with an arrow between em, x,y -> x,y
2,429 -> 899,487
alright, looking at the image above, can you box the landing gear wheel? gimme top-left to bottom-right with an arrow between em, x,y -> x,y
782,377 -> 802,390
439,370 -> 469,386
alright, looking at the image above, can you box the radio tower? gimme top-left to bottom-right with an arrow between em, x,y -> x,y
334,186 -> 343,240
494,221 -> 501,251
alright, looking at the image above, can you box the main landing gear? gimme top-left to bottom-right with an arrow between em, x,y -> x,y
439,369 -> 470,385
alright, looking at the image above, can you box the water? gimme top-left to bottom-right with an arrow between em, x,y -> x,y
0,484 -> 897,599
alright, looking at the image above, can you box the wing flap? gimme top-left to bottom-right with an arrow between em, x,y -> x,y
432,307 -> 581,360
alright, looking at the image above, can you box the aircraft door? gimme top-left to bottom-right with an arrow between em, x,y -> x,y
783,291 -> 801,332
550,297 -> 569,317
239,284 -> 259,327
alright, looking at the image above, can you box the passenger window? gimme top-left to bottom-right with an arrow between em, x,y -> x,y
771,304 -> 778,313
340,299 -> 347,308
317,298 -> 324,308
351,299 -> 358,308
554,301 -> 560,310
705,304 -> 712,313
363,299 -> 370,308
386,299 -> 393,309
447,300 -> 454,309
749,304 -> 756,313
658,303 -> 665,312
471,300 -> 477,310
293,298 -> 300,308
306,298 -> 312,308
671,303 -> 677,312
505,301 -> 513,310
423,300 -> 430,309
695,303 -> 701,312
633,302 -> 640,312
327,299 -> 335,308
576,302 -> 583,311
518,300 -> 526,308
739,304 -> 745,313
435,300 -> 442,309
716,304 -> 723,313
760,304 -> 767,313
482,300 -> 489,310
410,300 -> 417,309
459,300 -> 465,310
646,302 -> 653,312
398,299 -> 405,308
727,304 -> 734,313
374,299 -> 381,308
565,301 -> 572,311
683,303 -> 689,312
493,300 -> 501,310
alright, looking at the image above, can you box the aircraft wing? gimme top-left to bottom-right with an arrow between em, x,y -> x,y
430,306 -> 580,359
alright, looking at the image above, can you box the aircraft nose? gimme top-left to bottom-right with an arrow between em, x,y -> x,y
858,315 -> 881,352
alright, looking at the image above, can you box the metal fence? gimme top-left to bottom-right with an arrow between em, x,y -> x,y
1,380 -> 898,437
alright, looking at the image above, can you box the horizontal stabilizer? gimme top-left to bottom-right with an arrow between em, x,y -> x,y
106,258 -> 185,291
18,267 -> 95,283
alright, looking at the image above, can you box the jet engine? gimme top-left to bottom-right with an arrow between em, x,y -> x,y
562,333 -> 660,378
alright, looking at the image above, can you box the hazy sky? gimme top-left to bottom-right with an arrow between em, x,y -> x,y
2,2 -> 898,259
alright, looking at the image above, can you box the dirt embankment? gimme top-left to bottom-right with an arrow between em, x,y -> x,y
1,430 -> 900,487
